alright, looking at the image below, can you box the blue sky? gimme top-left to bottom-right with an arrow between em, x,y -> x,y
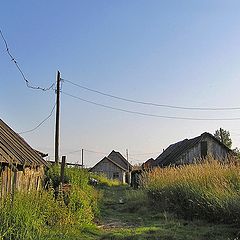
1,1 -> 240,166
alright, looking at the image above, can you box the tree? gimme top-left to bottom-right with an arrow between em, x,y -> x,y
213,128 -> 232,149
233,147 -> 240,159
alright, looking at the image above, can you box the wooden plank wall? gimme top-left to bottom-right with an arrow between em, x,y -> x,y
0,165 -> 44,198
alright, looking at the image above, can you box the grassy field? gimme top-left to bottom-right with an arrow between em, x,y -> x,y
0,162 -> 240,239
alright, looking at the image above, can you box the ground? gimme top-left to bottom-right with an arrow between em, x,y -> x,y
59,185 -> 239,240
93,185 -> 239,240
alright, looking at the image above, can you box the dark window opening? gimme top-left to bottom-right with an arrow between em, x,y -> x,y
113,172 -> 119,179
201,141 -> 208,158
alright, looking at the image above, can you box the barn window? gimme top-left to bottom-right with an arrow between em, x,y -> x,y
201,141 -> 208,158
113,172 -> 119,179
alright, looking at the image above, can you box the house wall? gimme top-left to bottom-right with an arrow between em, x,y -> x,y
175,136 -> 229,165
91,158 -> 125,183
0,165 -> 45,198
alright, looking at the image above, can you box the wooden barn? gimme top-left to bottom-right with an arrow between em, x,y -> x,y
90,150 -> 132,184
0,119 -> 48,198
154,132 -> 233,167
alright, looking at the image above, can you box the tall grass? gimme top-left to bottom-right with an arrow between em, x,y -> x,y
0,166 -> 101,240
141,158 -> 240,224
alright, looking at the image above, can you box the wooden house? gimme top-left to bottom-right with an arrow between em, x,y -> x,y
0,119 -> 48,197
142,158 -> 155,170
90,150 -> 132,184
154,132 -> 233,167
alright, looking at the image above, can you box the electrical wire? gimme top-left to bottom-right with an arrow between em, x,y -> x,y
18,102 -> 56,134
61,91 -> 240,121
130,151 -> 160,156
84,149 -> 108,154
0,29 -> 55,91
62,79 -> 240,111
61,148 -> 108,155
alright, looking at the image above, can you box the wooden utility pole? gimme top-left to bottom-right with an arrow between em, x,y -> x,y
55,71 -> 61,164
81,149 -> 84,168
126,149 -> 130,184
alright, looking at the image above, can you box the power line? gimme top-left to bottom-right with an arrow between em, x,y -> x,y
18,102 -> 56,134
62,79 -> 240,111
0,29 -> 55,91
84,149 -> 108,154
130,151 -> 160,156
61,148 -> 108,155
61,91 -> 240,121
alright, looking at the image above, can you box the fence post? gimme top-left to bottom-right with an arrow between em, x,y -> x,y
60,156 -> 66,184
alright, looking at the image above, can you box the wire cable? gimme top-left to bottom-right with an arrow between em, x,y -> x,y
61,91 -> 240,121
62,79 -> 240,111
18,102 -> 56,134
84,149 -> 108,154
130,151 -> 160,156
61,148 -> 108,155
0,29 -> 55,91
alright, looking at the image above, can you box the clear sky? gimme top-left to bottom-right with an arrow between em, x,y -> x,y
1,1 -> 240,167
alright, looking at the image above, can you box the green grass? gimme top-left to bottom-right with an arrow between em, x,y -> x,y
97,185 -> 240,240
0,166 -> 102,240
90,172 -> 122,187
1,164 -> 239,240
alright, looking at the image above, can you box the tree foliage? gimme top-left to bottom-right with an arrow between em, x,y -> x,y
214,128 -> 232,149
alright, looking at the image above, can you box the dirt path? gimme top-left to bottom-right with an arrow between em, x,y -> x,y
97,186 -> 136,229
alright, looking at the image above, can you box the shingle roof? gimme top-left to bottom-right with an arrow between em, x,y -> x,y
154,132 -> 232,167
0,119 -> 48,167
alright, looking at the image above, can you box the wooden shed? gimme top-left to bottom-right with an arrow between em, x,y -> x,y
0,119 -> 48,197
90,150 -> 132,184
154,132 -> 233,167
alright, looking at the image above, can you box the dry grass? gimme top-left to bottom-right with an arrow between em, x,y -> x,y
141,158 -> 240,224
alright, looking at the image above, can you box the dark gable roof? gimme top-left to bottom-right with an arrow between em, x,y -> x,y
108,150 -> 132,171
155,132 -> 232,167
90,156 -> 127,172
0,119 -> 48,167
142,158 -> 155,168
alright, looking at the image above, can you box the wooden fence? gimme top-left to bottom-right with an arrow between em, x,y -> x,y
0,164 -> 44,198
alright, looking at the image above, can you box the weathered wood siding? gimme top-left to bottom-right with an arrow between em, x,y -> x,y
0,165 -> 44,198
175,135 -> 229,165
91,158 -> 126,183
